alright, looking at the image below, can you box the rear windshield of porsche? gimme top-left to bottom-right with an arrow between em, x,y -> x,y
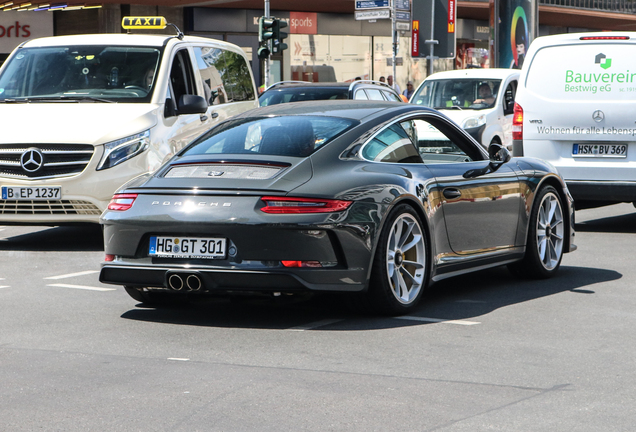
183,116 -> 357,157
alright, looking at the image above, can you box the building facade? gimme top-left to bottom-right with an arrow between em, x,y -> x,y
2,0 -> 636,92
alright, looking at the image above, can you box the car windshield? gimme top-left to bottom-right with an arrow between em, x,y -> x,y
410,78 -> 501,110
0,45 -> 163,103
183,115 -> 356,157
259,87 -> 349,106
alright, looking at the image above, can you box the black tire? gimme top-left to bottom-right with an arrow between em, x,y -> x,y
509,185 -> 565,279
366,204 -> 429,315
124,286 -> 187,306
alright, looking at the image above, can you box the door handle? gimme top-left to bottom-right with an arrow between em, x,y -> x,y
443,188 -> 462,199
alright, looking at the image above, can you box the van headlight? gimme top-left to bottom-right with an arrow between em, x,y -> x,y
462,115 -> 486,129
97,130 -> 150,170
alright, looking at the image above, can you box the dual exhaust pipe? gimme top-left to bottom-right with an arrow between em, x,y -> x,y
167,273 -> 203,291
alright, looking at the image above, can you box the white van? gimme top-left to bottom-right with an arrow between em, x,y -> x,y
410,68 -> 519,149
0,18 -> 258,225
513,32 -> 636,208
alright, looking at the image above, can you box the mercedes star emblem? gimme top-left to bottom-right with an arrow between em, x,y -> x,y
20,148 -> 44,173
592,110 -> 605,123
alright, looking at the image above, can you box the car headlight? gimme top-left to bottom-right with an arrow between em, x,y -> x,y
462,115 -> 486,129
97,130 -> 151,170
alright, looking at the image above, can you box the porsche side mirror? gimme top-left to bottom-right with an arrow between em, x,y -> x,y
488,142 -> 511,166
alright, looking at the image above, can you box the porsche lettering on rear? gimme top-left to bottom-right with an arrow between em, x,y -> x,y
151,201 -> 232,207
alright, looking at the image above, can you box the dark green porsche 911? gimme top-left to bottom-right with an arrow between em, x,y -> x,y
99,101 -> 576,315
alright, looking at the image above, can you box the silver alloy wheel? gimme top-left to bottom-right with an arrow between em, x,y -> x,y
536,192 -> 564,270
385,213 -> 426,304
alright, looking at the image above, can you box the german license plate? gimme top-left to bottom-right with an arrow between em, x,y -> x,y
572,143 -> 628,157
149,236 -> 226,259
1,186 -> 62,200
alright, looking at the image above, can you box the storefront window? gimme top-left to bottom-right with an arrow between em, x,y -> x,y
456,42 -> 490,69
289,34 -> 371,82
373,36 -> 428,95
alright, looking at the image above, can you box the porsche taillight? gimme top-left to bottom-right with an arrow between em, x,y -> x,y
107,194 -> 138,211
260,196 -> 352,214
512,103 -> 524,141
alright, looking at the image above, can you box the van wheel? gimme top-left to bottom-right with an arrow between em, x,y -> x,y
509,186 -> 565,278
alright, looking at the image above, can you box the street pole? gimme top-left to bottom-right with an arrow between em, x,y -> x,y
264,0 -> 270,88
427,0 -> 436,75
391,0 -> 397,87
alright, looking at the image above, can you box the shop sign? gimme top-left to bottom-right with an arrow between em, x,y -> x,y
448,0 -> 456,33
289,12 -> 317,35
0,12 -> 53,54
411,20 -> 419,56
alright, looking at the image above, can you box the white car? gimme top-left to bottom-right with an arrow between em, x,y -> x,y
513,32 -> 636,209
410,69 -> 519,149
0,18 -> 258,225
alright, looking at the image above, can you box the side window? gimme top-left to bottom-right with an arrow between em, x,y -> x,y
354,89 -> 368,100
365,88 -> 384,100
218,50 -> 255,102
503,80 -> 517,115
383,90 -> 402,102
169,49 -> 197,105
194,46 -> 227,106
361,123 -> 422,163
413,117 -> 480,164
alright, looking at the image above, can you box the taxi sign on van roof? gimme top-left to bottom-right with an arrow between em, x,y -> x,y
122,17 -> 168,30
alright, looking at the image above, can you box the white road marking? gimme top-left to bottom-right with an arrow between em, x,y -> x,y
44,270 -> 100,280
396,316 -> 481,326
0,286 -> 9,289
168,358 -> 190,361
287,319 -> 344,331
47,284 -> 116,292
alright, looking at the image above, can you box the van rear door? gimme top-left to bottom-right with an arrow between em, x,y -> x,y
523,41 -> 636,158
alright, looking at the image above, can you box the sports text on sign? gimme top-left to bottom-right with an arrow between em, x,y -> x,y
121,17 -> 167,30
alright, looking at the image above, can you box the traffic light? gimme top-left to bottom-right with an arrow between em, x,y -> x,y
272,18 -> 288,53
258,17 -> 275,59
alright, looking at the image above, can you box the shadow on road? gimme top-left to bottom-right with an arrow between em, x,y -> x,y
575,209 -> 636,233
0,226 -> 103,251
120,264 -> 621,330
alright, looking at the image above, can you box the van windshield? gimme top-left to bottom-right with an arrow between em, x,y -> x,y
410,79 -> 501,110
0,45 -> 163,103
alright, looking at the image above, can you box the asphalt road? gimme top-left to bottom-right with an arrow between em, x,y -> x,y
0,203 -> 635,431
